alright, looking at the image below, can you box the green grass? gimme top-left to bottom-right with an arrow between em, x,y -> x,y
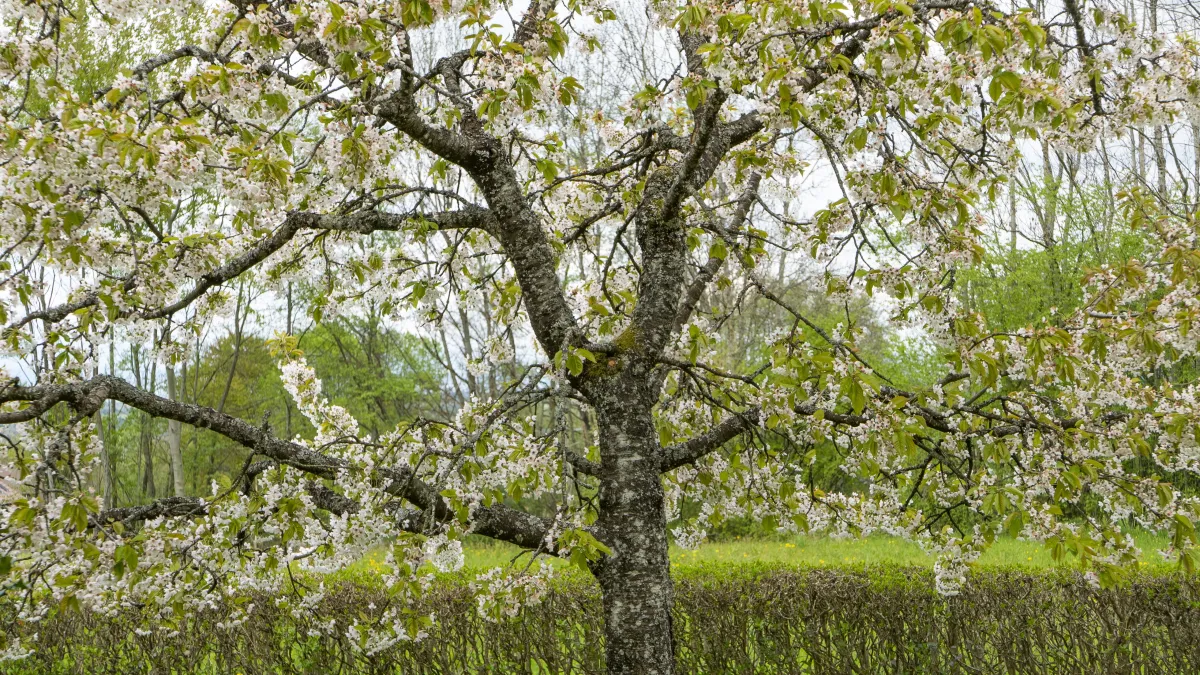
667,532 -> 1173,569
396,531 -> 1174,574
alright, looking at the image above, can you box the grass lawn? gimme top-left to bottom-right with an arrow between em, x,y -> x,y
443,531 -> 1175,572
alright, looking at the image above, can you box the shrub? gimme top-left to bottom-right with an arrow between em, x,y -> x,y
5,564 -> 1198,674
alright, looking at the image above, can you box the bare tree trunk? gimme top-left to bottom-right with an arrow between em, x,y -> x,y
1008,179 -> 1018,252
1040,141 -> 1059,247
1154,124 -> 1168,194
456,301 -> 479,397
218,283 -> 247,415
1193,120 -> 1200,209
132,344 -> 156,500
94,340 -> 120,509
438,323 -> 467,404
286,282 -> 294,438
190,333 -> 203,495
93,409 -> 116,510
1100,137 -> 1116,229
165,364 -> 185,498
482,300 -> 497,399
1040,142 -> 1064,310
1138,131 -> 1147,181
1148,0 -> 1167,199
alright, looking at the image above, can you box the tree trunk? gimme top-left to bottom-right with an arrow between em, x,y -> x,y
592,403 -> 676,674
1008,179 -> 1018,252
165,365 -> 186,498
217,283 -> 247,415
132,344 -> 156,500
93,409 -> 116,509
1193,121 -> 1200,208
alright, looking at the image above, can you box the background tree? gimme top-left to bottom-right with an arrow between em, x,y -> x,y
3,1 -> 1200,673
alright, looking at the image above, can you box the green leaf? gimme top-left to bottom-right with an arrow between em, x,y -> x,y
841,376 -> 867,415
708,239 -> 728,260
114,544 -> 139,579
334,51 -> 358,77
847,127 -> 869,150
262,91 -> 290,114
61,502 -> 88,531
560,528 -> 612,573
566,352 -> 584,377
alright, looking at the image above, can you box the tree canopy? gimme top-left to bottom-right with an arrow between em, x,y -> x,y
3,0 -> 1200,671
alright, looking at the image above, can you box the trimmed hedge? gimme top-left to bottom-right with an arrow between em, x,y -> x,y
6,564 -> 1200,674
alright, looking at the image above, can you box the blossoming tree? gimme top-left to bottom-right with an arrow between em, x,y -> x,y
3,0 -> 1200,671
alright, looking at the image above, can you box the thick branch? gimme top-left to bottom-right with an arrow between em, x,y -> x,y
655,378 -> 1131,473
378,11 -> 579,358
656,397 -> 922,473
94,496 -> 208,526
1062,0 -> 1104,114
374,91 -> 485,169
629,111 -> 762,356
672,173 -> 761,334
563,448 -> 603,476
3,376 -> 342,475
2,376 -> 550,550
101,44 -> 340,110
659,408 -> 761,473
4,206 -> 491,335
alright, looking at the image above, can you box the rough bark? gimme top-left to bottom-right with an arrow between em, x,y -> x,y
593,398 -> 676,674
